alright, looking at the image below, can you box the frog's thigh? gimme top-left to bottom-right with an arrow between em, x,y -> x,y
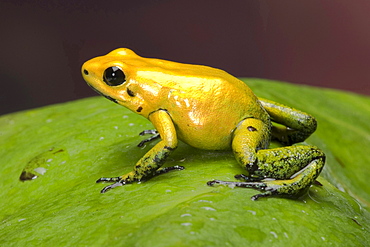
258,98 -> 317,145
232,118 -> 325,180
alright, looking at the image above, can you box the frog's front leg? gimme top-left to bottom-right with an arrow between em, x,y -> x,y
208,118 -> 325,200
97,110 -> 183,193
137,129 -> 160,147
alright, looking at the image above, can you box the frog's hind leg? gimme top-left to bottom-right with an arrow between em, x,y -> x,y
258,98 -> 317,145
207,118 -> 325,200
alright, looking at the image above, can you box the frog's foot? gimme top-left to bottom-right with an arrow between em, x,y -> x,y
137,129 -> 160,147
207,180 -> 273,200
207,177 -> 311,201
97,165 -> 185,193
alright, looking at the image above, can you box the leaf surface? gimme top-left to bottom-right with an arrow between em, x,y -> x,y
0,79 -> 369,246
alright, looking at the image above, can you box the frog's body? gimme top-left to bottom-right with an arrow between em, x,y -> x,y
82,48 -> 325,200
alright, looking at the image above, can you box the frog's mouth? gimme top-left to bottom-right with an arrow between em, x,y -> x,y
87,83 -> 118,104
103,95 -> 118,104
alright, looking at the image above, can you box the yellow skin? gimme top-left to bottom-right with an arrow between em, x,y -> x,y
82,48 -> 325,200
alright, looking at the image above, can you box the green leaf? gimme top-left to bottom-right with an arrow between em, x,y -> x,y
0,79 -> 369,246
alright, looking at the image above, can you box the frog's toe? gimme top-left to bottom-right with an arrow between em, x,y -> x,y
100,181 -> 127,193
96,176 -> 121,183
207,179 -> 267,189
139,129 -> 158,136
155,165 -> 185,175
206,180 -> 219,186
96,176 -> 129,193
137,129 -> 160,147
234,174 -> 264,182
207,179 -> 281,200
250,190 -> 276,201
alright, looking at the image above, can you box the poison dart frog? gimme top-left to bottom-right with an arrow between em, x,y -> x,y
81,48 -> 325,200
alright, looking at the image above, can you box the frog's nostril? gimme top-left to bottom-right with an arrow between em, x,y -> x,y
83,69 -> 89,75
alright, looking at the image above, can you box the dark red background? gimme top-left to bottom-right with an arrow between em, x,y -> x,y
1,0 -> 370,115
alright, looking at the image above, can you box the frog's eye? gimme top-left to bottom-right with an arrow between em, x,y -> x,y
103,66 -> 126,86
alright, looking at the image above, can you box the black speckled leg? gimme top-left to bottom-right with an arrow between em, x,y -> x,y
97,165 -> 185,193
208,117 -> 325,200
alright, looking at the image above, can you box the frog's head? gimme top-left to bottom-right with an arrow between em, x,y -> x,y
82,48 -> 159,117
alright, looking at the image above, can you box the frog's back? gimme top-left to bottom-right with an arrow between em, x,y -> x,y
144,59 -> 269,150
137,56 -> 255,99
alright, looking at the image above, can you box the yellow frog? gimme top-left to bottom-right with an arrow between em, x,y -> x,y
81,48 -> 325,200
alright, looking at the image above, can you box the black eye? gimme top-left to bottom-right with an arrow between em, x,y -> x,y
103,66 -> 125,86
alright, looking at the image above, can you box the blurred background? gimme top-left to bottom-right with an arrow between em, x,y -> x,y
1,0 -> 370,115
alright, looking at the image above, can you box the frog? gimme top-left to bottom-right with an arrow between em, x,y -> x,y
81,48 -> 325,200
